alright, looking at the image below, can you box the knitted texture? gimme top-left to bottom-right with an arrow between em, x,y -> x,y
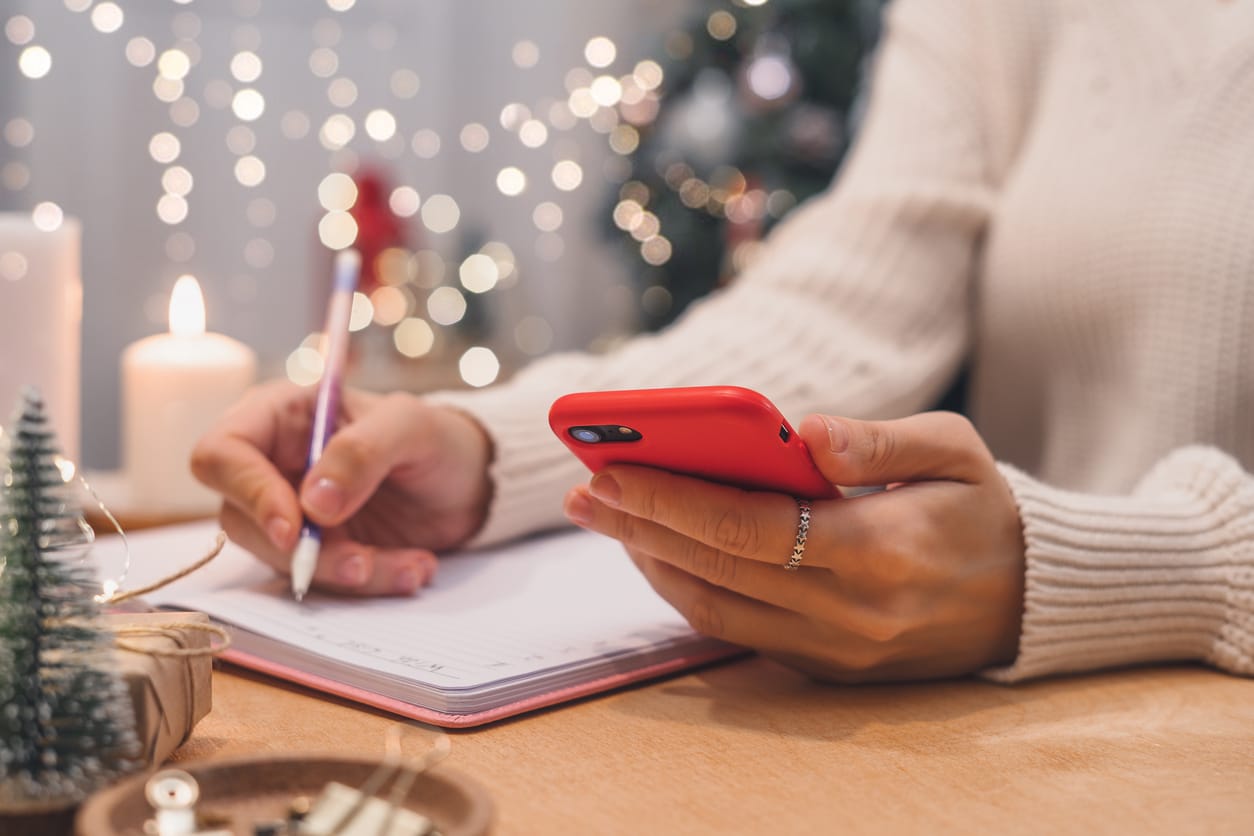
431,0 -> 1254,681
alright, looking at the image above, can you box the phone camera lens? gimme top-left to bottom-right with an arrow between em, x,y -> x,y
570,427 -> 602,443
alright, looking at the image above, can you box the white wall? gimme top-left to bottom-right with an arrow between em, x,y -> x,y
0,0 -> 691,467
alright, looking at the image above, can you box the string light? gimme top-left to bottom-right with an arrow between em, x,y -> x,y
459,347 -> 500,388
90,3 -> 124,35
421,194 -> 460,234
6,4 -> 704,374
390,68 -> 420,98
459,123 -> 489,153
459,253 -> 500,293
584,36 -> 617,68
5,16 -> 35,46
365,109 -> 398,142
393,318 -> 435,357
427,286 -> 467,325
496,167 -> 527,197
389,186 -> 421,217
18,46 -> 52,79
512,40 -> 540,69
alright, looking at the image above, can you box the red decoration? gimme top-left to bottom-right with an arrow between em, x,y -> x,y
348,167 -> 407,294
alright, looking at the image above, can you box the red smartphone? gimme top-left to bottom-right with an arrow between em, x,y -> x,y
548,386 -> 838,499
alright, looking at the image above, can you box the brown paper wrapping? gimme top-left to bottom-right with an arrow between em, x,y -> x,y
104,611 -> 214,766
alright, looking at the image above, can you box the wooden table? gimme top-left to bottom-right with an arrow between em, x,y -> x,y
171,658 -> 1254,834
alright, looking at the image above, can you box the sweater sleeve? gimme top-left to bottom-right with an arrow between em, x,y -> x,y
431,0 -> 998,546
985,447 -> 1254,682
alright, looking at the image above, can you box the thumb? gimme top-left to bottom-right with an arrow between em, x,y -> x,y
300,393 -> 428,526
798,411 -> 986,487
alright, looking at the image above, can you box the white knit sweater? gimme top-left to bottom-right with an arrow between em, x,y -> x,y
433,0 -> 1254,681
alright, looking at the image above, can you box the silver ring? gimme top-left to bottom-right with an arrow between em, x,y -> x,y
784,499 -> 811,571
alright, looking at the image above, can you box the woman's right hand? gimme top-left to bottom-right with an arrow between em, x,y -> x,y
190,380 -> 493,597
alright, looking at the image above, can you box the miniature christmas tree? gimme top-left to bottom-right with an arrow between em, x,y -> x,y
0,388 -> 138,809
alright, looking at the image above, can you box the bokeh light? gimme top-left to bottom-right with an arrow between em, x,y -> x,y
365,109 -> 397,141
427,286 -> 467,325
90,3 -> 124,34
349,291 -> 373,331
370,285 -> 410,325
459,346 -> 500,388
0,250 -> 29,282
512,40 -> 540,69
19,46 -> 52,79
459,253 -> 499,294
158,49 -> 190,80
389,186 -> 420,217
4,16 -> 34,46
533,202 -> 563,232
286,345 -> 324,386
318,172 -> 358,211
320,113 -> 356,149
459,123 -> 489,153
318,211 -> 358,250
390,68 -> 420,98
232,88 -> 266,121
149,132 -> 181,163
393,317 -> 435,358
411,129 -> 440,158
4,118 -> 33,148
162,166 -> 194,196
327,77 -> 358,108
226,125 -> 257,155
496,167 -> 526,197
156,193 -> 189,225
234,155 -> 266,187
420,194 -> 460,234
126,37 -> 155,66
585,36 -> 617,68
230,51 -> 263,83
309,47 -> 338,78
551,160 -> 583,191
281,110 -> 312,140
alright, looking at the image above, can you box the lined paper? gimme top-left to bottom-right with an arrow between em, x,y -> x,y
97,522 -> 722,702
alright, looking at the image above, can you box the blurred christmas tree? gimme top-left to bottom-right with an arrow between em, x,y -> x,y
608,0 -> 884,329
0,389 -> 138,809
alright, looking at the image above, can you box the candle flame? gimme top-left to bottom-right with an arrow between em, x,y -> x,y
169,274 -> 206,337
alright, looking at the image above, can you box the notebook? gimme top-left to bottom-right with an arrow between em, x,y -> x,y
96,522 -> 742,727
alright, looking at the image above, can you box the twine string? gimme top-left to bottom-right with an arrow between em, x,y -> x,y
105,530 -> 232,659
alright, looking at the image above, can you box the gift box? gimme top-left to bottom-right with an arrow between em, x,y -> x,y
105,611 -> 214,766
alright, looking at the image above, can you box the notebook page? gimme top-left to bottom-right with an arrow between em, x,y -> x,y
99,522 -> 698,691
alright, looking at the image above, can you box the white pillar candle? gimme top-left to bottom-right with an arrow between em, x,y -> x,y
122,275 -> 256,514
0,212 -> 81,462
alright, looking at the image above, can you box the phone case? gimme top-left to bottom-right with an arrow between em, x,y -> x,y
548,386 -> 839,499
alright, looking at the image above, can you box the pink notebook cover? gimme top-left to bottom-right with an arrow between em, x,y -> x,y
218,644 -> 748,728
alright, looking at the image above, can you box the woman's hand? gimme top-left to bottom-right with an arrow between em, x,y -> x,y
562,411 -> 1026,682
190,380 -> 493,597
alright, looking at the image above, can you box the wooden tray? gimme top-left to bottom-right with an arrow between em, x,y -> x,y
76,753 -> 493,835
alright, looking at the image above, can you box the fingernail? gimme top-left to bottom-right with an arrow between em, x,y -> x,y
394,567 -> 422,595
305,478 -> 345,518
589,473 -> 621,507
337,554 -> 368,586
266,516 -> 293,550
822,416 -> 850,453
564,491 -> 594,526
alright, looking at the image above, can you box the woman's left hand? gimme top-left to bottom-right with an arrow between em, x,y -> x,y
563,411 -> 1027,682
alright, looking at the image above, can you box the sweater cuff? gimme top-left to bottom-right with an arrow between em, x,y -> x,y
424,384 -> 586,548
984,450 -> 1254,683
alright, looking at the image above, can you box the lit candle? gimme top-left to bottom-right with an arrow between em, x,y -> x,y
0,212 -> 81,461
122,275 -> 256,514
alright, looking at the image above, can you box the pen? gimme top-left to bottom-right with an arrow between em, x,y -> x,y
291,247 -> 361,601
